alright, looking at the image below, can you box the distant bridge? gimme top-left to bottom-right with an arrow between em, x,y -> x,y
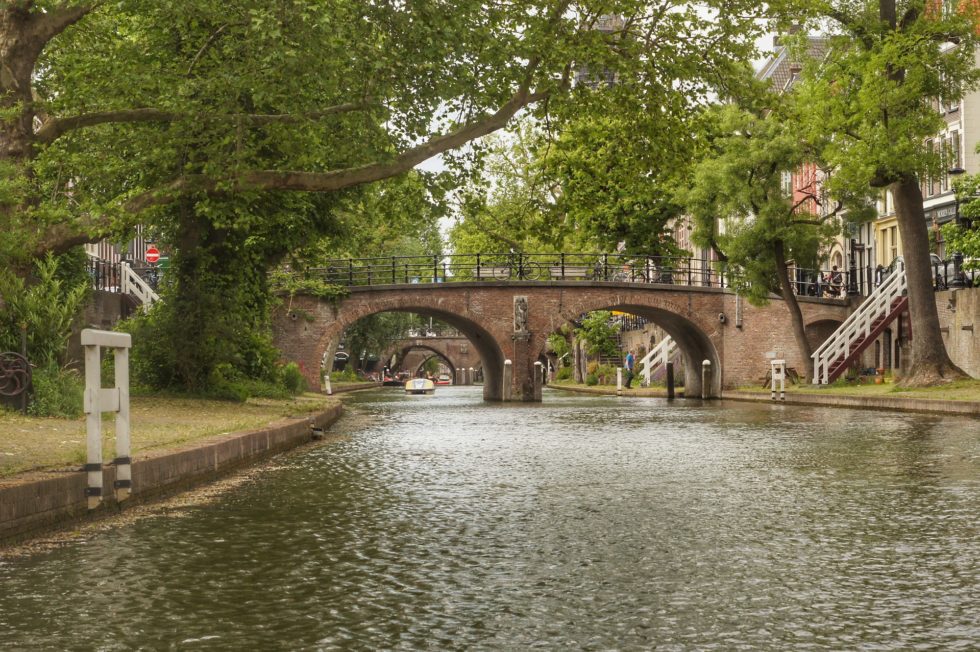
274,254 -> 852,401
380,336 -> 483,382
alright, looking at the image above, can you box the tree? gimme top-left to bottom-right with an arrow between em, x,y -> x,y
2,1 -> 768,389
680,100 -> 875,382
575,310 -> 621,359
786,0 -> 980,385
4,0 -> 767,262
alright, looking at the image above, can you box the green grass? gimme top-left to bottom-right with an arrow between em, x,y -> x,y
735,379 -> 980,402
0,393 -> 336,479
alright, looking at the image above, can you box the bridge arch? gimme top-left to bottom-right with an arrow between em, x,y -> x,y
313,304 -> 506,401
395,344 -> 458,379
550,294 -> 722,398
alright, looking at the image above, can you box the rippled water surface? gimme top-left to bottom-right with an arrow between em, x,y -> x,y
2,388 -> 979,650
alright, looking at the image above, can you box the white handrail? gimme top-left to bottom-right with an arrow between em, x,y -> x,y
120,262 -> 159,309
640,336 -> 677,386
811,262 -> 906,384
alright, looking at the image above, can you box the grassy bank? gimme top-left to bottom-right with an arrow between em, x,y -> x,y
734,378 -> 980,402
0,393 -> 336,479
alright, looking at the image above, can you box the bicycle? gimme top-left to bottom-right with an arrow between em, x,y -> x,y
494,253 -> 543,280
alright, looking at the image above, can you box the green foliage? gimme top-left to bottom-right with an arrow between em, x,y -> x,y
585,373 -> 599,386
28,363 -> 84,418
680,101 -> 866,305
547,331 -> 571,365
555,367 -> 573,382
786,4 -> 980,199
270,272 -> 349,302
575,311 -> 621,358
0,253 -> 89,366
328,368 -> 361,383
281,362 -> 307,394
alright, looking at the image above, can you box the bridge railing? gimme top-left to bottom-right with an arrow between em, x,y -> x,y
304,253 -> 736,288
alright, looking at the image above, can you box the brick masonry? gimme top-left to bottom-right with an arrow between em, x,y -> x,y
935,287 -> 980,377
0,404 -> 344,546
273,282 -> 851,401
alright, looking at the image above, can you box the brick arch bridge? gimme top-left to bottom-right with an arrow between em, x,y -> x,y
379,337 -> 484,381
273,282 -> 849,401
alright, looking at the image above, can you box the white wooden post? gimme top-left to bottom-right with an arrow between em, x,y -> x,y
616,367 -> 623,395
83,341 -> 102,510
324,373 -> 332,395
502,359 -> 513,401
113,346 -> 132,500
701,359 -> 711,400
81,329 -> 132,508
771,359 -> 786,401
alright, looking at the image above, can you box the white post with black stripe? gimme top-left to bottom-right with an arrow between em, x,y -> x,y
81,329 -> 133,508
771,359 -> 786,402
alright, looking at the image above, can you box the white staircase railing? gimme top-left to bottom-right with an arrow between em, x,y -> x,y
811,262 -> 907,384
640,336 -> 677,386
120,262 -> 159,309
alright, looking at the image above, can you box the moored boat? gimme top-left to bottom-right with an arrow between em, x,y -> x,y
404,378 -> 436,395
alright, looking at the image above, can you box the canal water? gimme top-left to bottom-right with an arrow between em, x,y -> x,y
1,388 -> 978,650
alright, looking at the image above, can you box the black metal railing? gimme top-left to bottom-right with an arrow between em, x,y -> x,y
87,257 -> 162,293
303,253 -> 733,289
298,252 -> 980,296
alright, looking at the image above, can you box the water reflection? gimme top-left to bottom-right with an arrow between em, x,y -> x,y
1,387 -> 978,650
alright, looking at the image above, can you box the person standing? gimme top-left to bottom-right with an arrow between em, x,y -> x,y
624,349 -> 636,389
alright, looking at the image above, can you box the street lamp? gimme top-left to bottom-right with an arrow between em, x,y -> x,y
948,166 -> 967,288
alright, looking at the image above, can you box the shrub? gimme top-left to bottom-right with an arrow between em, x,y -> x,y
555,367 -> 572,381
28,363 -> 83,418
328,368 -> 361,382
280,362 -> 307,394
585,373 -> 599,386
595,364 -> 617,383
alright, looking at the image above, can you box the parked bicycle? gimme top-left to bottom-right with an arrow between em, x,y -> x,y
494,252 -> 543,280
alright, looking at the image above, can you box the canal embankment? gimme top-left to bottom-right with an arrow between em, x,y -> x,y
0,394 -> 347,546
551,381 -> 980,416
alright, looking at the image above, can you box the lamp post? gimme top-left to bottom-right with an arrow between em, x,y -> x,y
948,166 -> 967,288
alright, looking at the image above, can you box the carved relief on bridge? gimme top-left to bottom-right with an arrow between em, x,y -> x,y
513,296 -> 528,333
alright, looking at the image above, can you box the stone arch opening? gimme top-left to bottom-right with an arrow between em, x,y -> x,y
549,301 -> 721,398
316,307 -> 505,401
805,318 -> 844,353
396,344 -> 458,380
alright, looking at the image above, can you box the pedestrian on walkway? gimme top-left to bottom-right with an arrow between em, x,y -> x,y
624,349 -> 636,389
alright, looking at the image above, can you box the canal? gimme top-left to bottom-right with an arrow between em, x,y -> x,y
1,387 -> 978,650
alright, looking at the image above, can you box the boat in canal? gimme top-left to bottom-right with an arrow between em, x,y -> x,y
404,378 -> 436,394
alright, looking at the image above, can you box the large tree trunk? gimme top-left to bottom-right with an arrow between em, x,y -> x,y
891,175 -> 966,385
774,240 -> 814,383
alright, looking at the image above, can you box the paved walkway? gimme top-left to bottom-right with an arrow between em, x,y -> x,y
551,383 -> 980,416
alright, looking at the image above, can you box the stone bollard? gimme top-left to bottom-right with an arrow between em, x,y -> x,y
616,367 -> 623,396
533,361 -> 544,401
502,359 -> 513,401
701,360 -> 711,400
468,367 -> 475,386
324,373 -> 332,396
666,361 -> 675,400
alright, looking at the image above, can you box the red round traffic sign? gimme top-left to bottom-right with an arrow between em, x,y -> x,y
145,246 -> 160,264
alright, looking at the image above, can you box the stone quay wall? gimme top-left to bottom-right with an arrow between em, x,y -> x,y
0,404 -> 344,547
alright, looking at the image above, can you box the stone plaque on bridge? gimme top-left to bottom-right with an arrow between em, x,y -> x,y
514,296 -> 529,333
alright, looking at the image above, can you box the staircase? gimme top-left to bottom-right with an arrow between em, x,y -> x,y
639,336 -> 678,386
121,262 -> 160,310
811,262 -> 907,384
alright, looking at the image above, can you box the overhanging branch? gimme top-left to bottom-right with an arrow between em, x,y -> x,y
34,102 -> 377,144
